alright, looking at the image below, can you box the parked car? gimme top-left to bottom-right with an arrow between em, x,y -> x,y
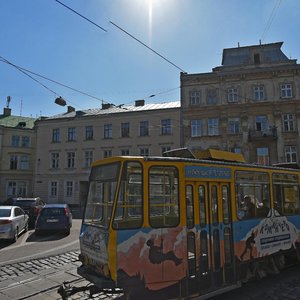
35,204 -> 72,236
0,206 -> 29,242
7,197 -> 45,227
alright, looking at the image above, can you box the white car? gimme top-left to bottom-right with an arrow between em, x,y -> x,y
0,206 -> 29,242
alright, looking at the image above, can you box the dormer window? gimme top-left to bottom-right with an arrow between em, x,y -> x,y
254,53 -> 260,64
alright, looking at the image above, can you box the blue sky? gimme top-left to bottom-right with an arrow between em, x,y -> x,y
0,0 -> 299,117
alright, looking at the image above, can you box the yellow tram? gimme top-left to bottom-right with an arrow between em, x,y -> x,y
77,149 -> 300,299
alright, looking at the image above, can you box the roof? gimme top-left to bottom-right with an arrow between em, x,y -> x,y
0,115 -> 36,129
221,42 -> 292,67
45,101 -> 180,120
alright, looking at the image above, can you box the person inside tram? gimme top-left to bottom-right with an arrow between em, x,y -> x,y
244,195 -> 256,218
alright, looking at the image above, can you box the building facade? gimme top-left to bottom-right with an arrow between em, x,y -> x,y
180,42 -> 300,165
0,107 -> 36,201
34,100 -> 180,206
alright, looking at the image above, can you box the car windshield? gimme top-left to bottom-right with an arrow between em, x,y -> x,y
15,200 -> 36,205
40,208 -> 65,216
0,208 -> 11,217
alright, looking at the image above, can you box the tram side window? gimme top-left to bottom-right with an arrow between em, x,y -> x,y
186,185 -> 194,229
113,162 -> 143,229
149,166 -> 179,228
236,171 -> 270,220
273,173 -> 300,216
198,185 -> 206,227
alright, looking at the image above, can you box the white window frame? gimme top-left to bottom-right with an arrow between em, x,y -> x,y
227,88 -> 238,102
104,124 -> 112,139
191,119 -> 202,137
140,148 -> 149,156
254,85 -> 265,101
49,181 -> 58,198
84,150 -> 93,167
161,119 -> 172,135
208,118 -> 219,136
283,114 -> 295,132
228,118 -> 240,134
280,83 -> 293,98
65,181 -> 73,197
67,151 -> 75,168
139,121 -> 149,136
284,145 -> 297,163
104,150 -> 112,158
190,91 -> 201,105
52,128 -> 60,143
255,115 -> 268,132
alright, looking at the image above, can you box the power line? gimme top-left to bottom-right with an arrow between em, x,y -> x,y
53,0 -> 185,73
55,0 -> 107,32
261,0 -> 282,42
110,21 -> 186,73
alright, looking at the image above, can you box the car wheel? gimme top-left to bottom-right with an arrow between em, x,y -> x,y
13,227 -> 19,242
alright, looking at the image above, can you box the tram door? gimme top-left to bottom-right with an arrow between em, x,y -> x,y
208,182 -> 235,288
185,182 -> 235,295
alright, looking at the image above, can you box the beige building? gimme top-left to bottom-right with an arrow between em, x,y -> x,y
180,42 -> 300,165
0,106 -> 36,201
34,100 -> 180,206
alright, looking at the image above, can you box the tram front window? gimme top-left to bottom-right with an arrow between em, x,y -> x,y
84,162 -> 120,228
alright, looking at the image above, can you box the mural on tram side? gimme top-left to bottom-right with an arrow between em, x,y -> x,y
116,227 -> 186,291
237,209 -> 300,261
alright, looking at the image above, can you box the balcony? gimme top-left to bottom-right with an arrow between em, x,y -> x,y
248,127 -> 277,141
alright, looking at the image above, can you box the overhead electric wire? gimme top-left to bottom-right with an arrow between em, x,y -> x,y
53,0 -> 185,73
55,0 -> 107,32
261,0 -> 282,42
109,21 -> 186,73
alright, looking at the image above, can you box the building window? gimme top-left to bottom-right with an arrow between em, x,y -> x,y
191,119 -> 202,137
257,147 -> 269,165
161,119 -> 172,135
121,149 -> 130,155
84,150 -> 93,167
254,85 -> 265,101
227,88 -> 238,102
104,150 -> 112,158
140,148 -> 149,156
68,127 -> 76,141
52,128 -> 60,143
11,135 -> 20,147
121,122 -> 130,138
190,91 -> 201,105
140,121 -> 149,136
10,155 -> 18,170
208,118 -> 219,136
50,181 -> 58,197
284,146 -> 297,163
228,118 -> 240,134
21,136 -> 30,147
65,181 -> 73,197
230,147 -> 241,154
85,126 -> 93,140
7,181 -> 27,197
207,89 -> 218,105
255,115 -> 268,132
20,155 -> 29,170
280,83 -> 293,98
67,152 -> 75,168
104,124 -> 112,139
51,152 -> 59,169
283,114 -> 295,132
161,146 -> 171,155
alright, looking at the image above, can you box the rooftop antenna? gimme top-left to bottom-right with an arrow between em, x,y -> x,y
6,96 -> 11,108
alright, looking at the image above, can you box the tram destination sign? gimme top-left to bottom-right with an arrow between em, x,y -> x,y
185,165 -> 232,180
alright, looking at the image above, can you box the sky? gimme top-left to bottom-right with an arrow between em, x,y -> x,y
0,0 -> 300,117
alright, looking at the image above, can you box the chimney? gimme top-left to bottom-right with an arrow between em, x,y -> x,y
67,106 -> 75,113
135,99 -> 145,107
3,107 -> 11,116
102,103 -> 113,109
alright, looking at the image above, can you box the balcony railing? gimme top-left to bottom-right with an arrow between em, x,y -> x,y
248,127 -> 277,141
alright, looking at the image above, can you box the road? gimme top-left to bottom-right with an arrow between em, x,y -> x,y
0,219 -> 81,266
